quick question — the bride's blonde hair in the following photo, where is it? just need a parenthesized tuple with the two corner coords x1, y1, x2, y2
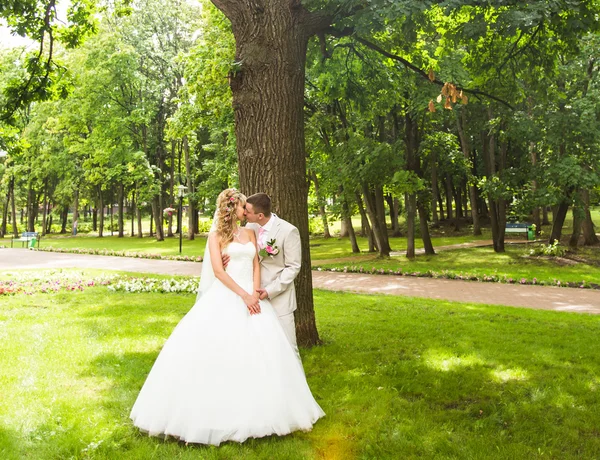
(215, 188, 246, 247)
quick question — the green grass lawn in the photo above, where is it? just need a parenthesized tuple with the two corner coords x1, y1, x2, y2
(1, 284, 600, 458)
(314, 245, 600, 286)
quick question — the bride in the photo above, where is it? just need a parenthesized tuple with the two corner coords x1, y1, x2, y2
(130, 188, 324, 445)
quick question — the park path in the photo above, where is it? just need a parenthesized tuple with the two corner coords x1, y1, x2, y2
(315, 239, 499, 265)
(1, 248, 599, 314)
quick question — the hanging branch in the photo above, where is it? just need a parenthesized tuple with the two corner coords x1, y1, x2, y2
(352, 35, 514, 110)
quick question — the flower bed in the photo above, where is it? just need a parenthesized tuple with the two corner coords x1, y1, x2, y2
(312, 265, 600, 290)
(0, 270, 200, 296)
(36, 247, 202, 262)
(0, 270, 118, 295)
(107, 277, 200, 294)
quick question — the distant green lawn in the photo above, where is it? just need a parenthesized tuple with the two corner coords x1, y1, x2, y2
(313, 245, 600, 286)
(2, 209, 598, 288)
(1, 285, 600, 458)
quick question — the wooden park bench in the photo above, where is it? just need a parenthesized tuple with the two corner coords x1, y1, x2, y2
(504, 223, 535, 241)
(10, 231, 41, 248)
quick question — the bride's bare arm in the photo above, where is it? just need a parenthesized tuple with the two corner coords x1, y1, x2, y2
(249, 229, 261, 294)
(209, 232, 261, 314)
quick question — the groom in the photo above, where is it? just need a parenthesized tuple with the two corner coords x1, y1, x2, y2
(243, 193, 301, 352)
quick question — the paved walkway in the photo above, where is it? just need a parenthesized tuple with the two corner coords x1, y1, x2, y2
(1, 248, 599, 314)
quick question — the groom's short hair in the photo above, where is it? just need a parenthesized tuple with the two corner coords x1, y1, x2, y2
(246, 193, 272, 217)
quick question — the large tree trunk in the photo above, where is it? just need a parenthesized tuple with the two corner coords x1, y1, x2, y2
(212, 1, 337, 346)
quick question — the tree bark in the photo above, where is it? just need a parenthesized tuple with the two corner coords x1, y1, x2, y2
(361, 183, 389, 257)
(549, 200, 569, 245)
(582, 189, 599, 245)
(72, 189, 79, 236)
(183, 136, 195, 240)
(211, 1, 342, 346)
(339, 218, 349, 237)
(437, 181, 445, 221)
(98, 188, 104, 238)
(374, 185, 391, 252)
(417, 199, 435, 255)
(137, 195, 143, 238)
(0, 183, 9, 238)
(456, 108, 481, 235)
(355, 191, 375, 252)
(27, 187, 35, 232)
(118, 183, 125, 238)
(152, 196, 164, 241)
(131, 190, 136, 237)
(340, 193, 359, 253)
(60, 206, 68, 234)
(445, 175, 453, 221)
(310, 171, 330, 238)
(430, 148, 439, 226)
(569, 203, 583, 248)
(385, 194, 401, 236)
(41, 181, 48, 236)
(405, 192, 416, 259)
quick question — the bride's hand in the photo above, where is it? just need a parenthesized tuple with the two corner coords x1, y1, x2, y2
(243, 293, 261, 315)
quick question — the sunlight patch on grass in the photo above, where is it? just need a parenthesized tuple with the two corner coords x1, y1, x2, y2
(587, 377, 600, 392)
(490, 367, 529, 383)
(423, 350, 486, 372)
(315, 423, 356, 460)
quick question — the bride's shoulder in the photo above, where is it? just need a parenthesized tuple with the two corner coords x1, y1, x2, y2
(243, 227, 256, 240)
(208, 231, 222, 243)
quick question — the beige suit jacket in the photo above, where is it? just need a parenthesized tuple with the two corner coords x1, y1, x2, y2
(247, 215, 301, 316)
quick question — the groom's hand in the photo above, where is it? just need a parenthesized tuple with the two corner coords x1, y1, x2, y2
(256, 289, 269, 300)
(221, 254, 230, 268)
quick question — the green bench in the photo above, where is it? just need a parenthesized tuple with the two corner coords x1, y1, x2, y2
(10, 231, 41, 248)
(505, 223, 535, 241)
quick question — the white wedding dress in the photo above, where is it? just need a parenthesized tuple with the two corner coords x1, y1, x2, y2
(130, 241, 324, 445)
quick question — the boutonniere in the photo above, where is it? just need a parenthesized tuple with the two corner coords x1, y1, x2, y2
(259, 238, 279, 258)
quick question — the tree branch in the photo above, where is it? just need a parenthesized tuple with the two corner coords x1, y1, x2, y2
(353, 35, 514, 110)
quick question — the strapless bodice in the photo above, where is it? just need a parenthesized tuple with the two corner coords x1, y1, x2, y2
(223, 241, 256, 284)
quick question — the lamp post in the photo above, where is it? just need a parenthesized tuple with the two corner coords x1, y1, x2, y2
(177, 185, 187, 254)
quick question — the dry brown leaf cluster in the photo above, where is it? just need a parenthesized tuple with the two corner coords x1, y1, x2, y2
(428, 81, 468, 112)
